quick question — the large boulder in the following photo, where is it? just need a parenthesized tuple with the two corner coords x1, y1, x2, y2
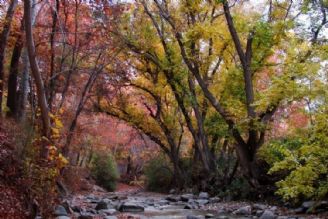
(118, 202, 144, 213)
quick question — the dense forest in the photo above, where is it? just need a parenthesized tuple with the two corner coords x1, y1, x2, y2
(0, 0, 327, 218)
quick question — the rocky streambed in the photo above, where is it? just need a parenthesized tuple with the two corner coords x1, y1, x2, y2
(51, 188, 327, 219)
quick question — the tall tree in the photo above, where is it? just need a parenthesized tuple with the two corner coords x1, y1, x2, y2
(0, 0, 18, 114)
(24, 0, 51, 140)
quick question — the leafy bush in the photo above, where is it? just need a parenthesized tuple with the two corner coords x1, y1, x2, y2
(91, 153, 119, 191)
(264, 108, 328, 202)
(144, 156, 173, 192)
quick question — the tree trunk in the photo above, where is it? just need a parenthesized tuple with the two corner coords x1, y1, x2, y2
(0, 0, 18, 114)
(7, 25, 24, 117)
(234, 143, 260, 187)
(24, 0, 51, 146)
(48, 0, 60, 110)
(17, 49, 30, 121)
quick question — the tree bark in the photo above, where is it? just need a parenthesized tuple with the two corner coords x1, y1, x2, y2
(48, 0, 60, 110)
(24, 0, 51, 141)
(0, 0, 18, 114)
(7, 22, 24, 117)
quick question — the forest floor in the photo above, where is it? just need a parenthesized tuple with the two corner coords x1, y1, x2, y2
(0, 119, 29, 218)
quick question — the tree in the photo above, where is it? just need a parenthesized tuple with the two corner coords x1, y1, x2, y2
(114, 0, 327, 187)
(24, 0, 51, 141)
(0, 0, 18, 114)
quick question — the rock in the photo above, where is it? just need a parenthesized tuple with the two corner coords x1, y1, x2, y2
(302, 201, 315, 209)
(158, 199, 169, 205)
(169, 189, 176, 194)
(78, 216, 93, 219)
(61, 201, 73, 214)
(233, 205, 252, 215)
(184, 204, 194, 209)
(166, 195, 181, 202)
(118, 202, 144, 212)
(205, 213, 214, 218)
(253, 204, 267, 211)
(99, 208, 117, 215)
(54, 205, 68, 216)
(209, 197, 221, 203)
(259, 210, 276, 219)
(56, 217, 70, 219)
(269, 206, 278, 212)
(72, 206, 81, 213)
(104, 217, 118, 219)
(276, 217, 288, 219)
(95, 201, 108, 210)
(108, 195, 119, 200)
(102, 198, 111, 203)
(186, 215, 203, 219)
(181, 194, 194, 202)
(256, 210, 264, 217)
(217, 216, 229, 219)
(195, 199, 209, 205)
(314, 201, 328, 213)
(293, 207, 304, 214)
(198, 192, 209, 199)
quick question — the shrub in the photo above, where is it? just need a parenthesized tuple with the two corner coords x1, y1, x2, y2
(91, 153, 119, 191)
(144, 156, 173, 192)
(264, 108, 328, 203)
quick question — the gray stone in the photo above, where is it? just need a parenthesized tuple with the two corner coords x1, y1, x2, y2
(118, 202, 144, 212)
(276, 216, 288, 219)
(270, 206, 278, 212)
(102, 198, 111, 203)
(302, 201, 315, 210)
(158, 199, 169, 205)
(56, 217, 70, 219)
(256, 210, 264, 217)
(217, 216, 229, 219)
(78, 216, 94, 219)
(253, 204, 267, 210)
(205, 213, 214, 218)
(233, 205, 252, 215)
(195, 199, 209, 205)
(166, 195, 181, 202)
(293, 207, 304, 214)
(184, 204, 193, 209)
(99, 208, 117, 215)
(198, 192, 209, 199)
(54, 205, 68, 216)
(104, 217, 118, 219)
(169, 189, 176, 194)
(259, 210, 276, 219)
(72, 206, 81, 213)
(209, 197, 221, 203)
(187, 215, 203, 219)
(181, 194, 194, 202)
(95, 201, 108, 210)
